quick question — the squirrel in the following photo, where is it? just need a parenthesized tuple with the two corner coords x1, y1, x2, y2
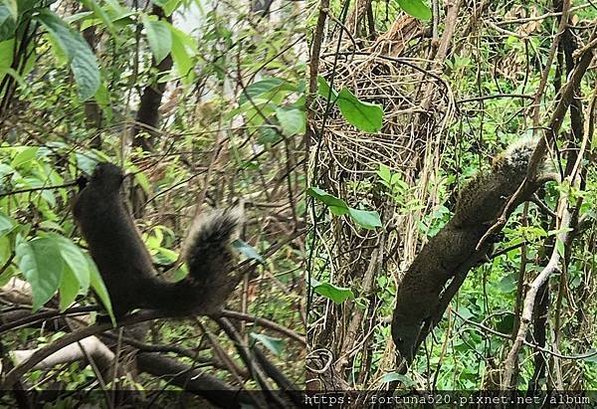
(392, 136, 549, 365)
(452, 135, 542, 228)
(72, 162, 243, 319)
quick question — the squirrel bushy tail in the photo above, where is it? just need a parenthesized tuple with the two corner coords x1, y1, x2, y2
(73, 162, 242, 318)
(148, 208, 243, 316)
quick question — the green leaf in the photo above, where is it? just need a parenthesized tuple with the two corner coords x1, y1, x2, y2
(88, 255, 115, 325)
(317, 75, 338, 100)
(250, 333, 284, 356)
(94, 80, 113, 120)
(0, 5, 16, 41)
(142, 16, 172, 64)
(306, 187, 349, 216)
(275, 107, 305, 136)
(232, 239, 264, 263)
(311, 279, 354, 304)
(16, 238, 64, 311)
(11, 146, 38, 168)
(52, 234, 91, 293)
(0, 212, 14, 237)
(59, 267, 80, 310)
(240, 77, 296, 106)
(347, 208, 382, 230)
(79, 0, 116, 35)
(381, 372, 415, 386)
(336, 87, 383, 132)
(397, 0, 432, 21)
(169, 25, 194, 83)
(36, 10, 100, 100)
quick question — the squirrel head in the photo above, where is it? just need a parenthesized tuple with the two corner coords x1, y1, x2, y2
(89, 162, 125, 192)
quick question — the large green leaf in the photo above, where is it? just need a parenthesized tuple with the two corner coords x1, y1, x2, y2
(16, 238, 64, 311)
(52, 234, 91, 293)
(306, 187, 349, 216)
(59, 267, 80, 310)
(317, 75, 338, 100)
(169, 25, 195, 83)
(336, 88, 383, 133)
(347, 208, 382, 230)
(0, 3, 16, 41)
(311, 279, 354, 304)
(36, 10, 100, 100)
(397, 0, 432, 21)
(275, 107, 305, 136)
(142, 15, 172, 64)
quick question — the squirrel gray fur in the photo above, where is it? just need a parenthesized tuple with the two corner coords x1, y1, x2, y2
(73, 162, 242, 319)
(392, 136, 545, 364)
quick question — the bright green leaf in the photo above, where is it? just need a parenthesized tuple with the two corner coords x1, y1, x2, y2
(336, 87, 383, 133)
(52, 234, 91, 293)
(142, 16, 172, 64)
(80, 0, 115, 35)
(317, 75, 338, 100)
(169, 25, 194, 83)
(16, 238, 64, 311)
(11, 146, 38, 168)
(347, 208, 382, 230)
(240, 77, 296, 106)
(306, 187, 349, 216)
(397, 0, 432, 21)
(59, 267, 80, 311)
(312, 279, 354, 304)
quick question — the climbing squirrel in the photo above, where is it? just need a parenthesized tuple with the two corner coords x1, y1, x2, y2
(392, 136, 549, 365)
(73, 162, 243, 319)
(452, 135, 544, 228)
